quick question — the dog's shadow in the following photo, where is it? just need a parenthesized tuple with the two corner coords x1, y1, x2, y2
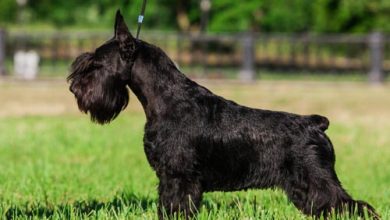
(4, 192, 156, 219)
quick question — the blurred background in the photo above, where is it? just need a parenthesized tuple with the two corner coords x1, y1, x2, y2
(0, 1, 389, 219)
(0, 0, 389, 82)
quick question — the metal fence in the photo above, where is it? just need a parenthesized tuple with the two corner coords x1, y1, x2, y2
(0, 29, 389, 82)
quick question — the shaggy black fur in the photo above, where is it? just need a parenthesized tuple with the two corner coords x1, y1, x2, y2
(68, 10, 380, 219)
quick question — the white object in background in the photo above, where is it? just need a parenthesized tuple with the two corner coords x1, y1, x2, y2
(14, 50, 40, 80)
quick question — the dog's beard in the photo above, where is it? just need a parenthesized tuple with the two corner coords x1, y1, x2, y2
(68, 54, 129, 124)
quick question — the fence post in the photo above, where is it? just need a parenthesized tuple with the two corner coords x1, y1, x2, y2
(239, 32, 255, 82)
(0, 29, 6, 76)
(176, 33, 182, 67)
(302, 34, 309, 68)
(368, 32, 384, 84)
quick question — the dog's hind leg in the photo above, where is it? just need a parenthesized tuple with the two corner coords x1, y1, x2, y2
(287, 171, 379, 219)
(282, 139, 379, 219)
(157, 173, 202, 220)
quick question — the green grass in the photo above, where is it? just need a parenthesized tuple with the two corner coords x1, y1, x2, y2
(0, 81, 389, 219)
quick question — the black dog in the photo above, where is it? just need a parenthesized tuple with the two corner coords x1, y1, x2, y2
(68, 10, 379, 219)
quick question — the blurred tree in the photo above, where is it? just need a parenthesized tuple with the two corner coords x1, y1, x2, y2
(27, 0, 90, 27)
(157, 0, 200, 32)
(208, 0, 263, 32)
(0, 0, 389, 33)
(313, 0, 390, 33)
(206, 0, 315, 33)
(0, 0, 18, 23)
(260, 0, 313, 32)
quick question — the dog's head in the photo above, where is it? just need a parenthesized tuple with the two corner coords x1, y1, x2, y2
(68, 10, 137, 124)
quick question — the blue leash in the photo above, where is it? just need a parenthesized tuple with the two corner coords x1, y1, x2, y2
(136, 0, 147, 39)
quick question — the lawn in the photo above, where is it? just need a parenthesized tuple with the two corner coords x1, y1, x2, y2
(0, 80, 389, 219)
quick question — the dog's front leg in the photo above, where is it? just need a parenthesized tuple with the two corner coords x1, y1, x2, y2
(157, 172, 202, 220)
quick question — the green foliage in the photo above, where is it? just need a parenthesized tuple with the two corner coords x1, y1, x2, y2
(312, 0, 390, 33)
(0, 0, 17, 23)
(1, 0, 390, 33)
(208, 1, 263, 32)
(208, 0, 315, 32)
(260, 0, 313, 32)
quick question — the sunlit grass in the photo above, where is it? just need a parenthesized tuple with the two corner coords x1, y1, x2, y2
(0, 81, 389, 219)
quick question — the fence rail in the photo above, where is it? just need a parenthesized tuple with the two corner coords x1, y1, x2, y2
(0, 30, 389, 82)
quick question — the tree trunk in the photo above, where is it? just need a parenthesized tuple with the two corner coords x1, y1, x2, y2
(176, 1, 190, 32)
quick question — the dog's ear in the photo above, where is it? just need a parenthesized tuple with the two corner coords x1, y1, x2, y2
(115, 10, 132, 39)
(114, 10, 136, 59)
